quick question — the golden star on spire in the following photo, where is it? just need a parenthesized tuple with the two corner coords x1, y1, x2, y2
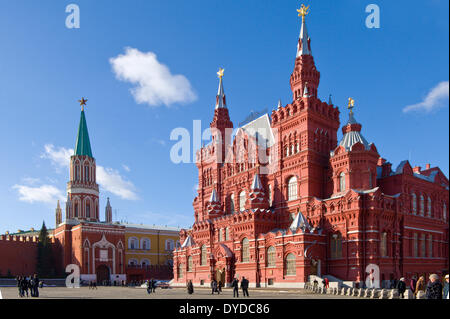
(348, 97, 355, 114)
(78, 97, 88, 111)
(297, 4, 310, 20)
(217, 68, 225, 79)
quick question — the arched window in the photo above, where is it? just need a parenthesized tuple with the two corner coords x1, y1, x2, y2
(427, 197, 432, 217)
(201, 245, 207, 266)
(268, 184, 273, 206)
(225, 227, 230, 241)
(288, 176, 298, 201)
(420, 195, 424, 216)
(380, 232, 388, 257)
(86, 202, 90, 218)
(267, 246, 276, 268)
(128, 237, 139, 250)
(331, 233, 342, 259)
(241, 238, 249, 262)
(141, 238, 151, 250)
(230, 194, 235, 213)
(218, 228, 223, 242)
(178, 263, 184, 278)
(128, 258, 138, 266)
(339, 172, 346, 192)
(75, 165, 80, 181)
(187, 256, 193, 272)
(444, 203, 447, 221)
(239, 191, 246, 212)
(141, 259, 150, 267)
(84, 165, 89, 182)
(285, 253, 296, 276)
(411, 193, 417, 214)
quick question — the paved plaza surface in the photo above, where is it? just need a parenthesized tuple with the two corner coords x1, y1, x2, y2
(0, 286, 358, 299)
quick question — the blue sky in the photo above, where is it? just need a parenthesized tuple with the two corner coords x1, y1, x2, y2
(0, 0, 448, 234)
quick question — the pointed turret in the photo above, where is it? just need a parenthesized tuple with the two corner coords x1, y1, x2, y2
(215, 68, 226, 109)
(290, 5, 320, 100)
(251, 173, 263, 190)
(209, 189, 219, 203)
(289, 211, 311, 232)
(55, 200, 62, 226)
(65, 194, 72, 220)
(105, 197, 112, 223)
(74, 109, 93, 158)
(247, 173, 269, 210)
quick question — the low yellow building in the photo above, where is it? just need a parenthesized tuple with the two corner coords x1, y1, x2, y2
(123, 224, 181, 267)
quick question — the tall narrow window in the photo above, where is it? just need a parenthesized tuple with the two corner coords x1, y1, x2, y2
(239, 191, 246, 212)
(75, 165, 80, 181)
(285, 253, 296, 276)
(218, 228, 223, 242)
(86, 202, 90, 218)
(339, 172, 346, 192)
(267, 246, 276, 268)
(268, 184, 273, 206)
(420, 234, 426, 257)
(74, 203, 79, 217)
(230, 194, 235, 213)
(413, 233, 418, 257)
(428, 235, 433, 258)
(331, 234, 342, 259)
(288, 176, 298, 201)
(84, 165, 89, 182)
(427, 197, 432, 217)
(225, 227, 230, 241)
(201, 245, 207, 266)
(241, 238, 249, 262)
(380, 232, 387, 257)
(187, 257, 193, 272)
(444, 203, 447, 221)
(411, 193, 417, 214)
(420, 195, 424, 216)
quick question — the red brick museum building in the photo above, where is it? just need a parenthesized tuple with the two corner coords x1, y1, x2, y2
(172, 9, 449, 288)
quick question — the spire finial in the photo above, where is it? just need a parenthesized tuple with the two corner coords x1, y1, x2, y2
(78, 97, 88, 111)
(297, 4, 310, 22)
(217, 68, 225, 79)
(348, 97, 355, 115)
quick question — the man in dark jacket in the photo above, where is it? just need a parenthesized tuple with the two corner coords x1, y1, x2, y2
(241, 277, 249, 297)
(426, 274, 443, 299)
(231, 278, 239, 298)
(397, 278, 406, 299)
(409, 275, 417, 294)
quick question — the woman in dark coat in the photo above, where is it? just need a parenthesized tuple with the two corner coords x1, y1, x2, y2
(426, 274, 443, 299)
(187, 280, 194, 295)
(397, 278, 406, 299)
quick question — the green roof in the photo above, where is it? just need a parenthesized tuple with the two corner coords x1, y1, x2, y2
(74, 110, 93, 157)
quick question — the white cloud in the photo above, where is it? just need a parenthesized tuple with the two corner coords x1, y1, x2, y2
(97, 166, 139, 200)
(122, 164, 131, 172)
(40, 144, 138, 201)
(41, 144, 73, 169)
(21, 177, 41, 185)
(13, 184, 65, 204)
(403, 81, 449, 113)
(110, 47, 197, 107)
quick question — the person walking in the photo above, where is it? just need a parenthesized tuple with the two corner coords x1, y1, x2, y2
(241, 277, 249, 297)
(426, 274, 443, 299)
(232, 278, 239, 298)
(218, 281, 223, 293)
(16, 276, 23, 298)
(152, 278, 157, 293)
(21, 276, 29, 297)
(415, 276, 426, 297)
(397, 278, 407, 299)
(211, 279, 218, 295)
(187, 280, 194, 295)
(324, 277, 329, 289)
(443, 274, 449, 299)
(410, 275, 417, 296)
(146, 280, 152, 294)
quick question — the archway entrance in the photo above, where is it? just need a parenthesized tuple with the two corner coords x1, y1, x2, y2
(96, 265, 110, 284)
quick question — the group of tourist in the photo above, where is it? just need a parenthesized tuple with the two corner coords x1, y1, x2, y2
(146, 279, 158, 294)
(16, 274, 41, 298)
(186, 276, 250, 297)
(397, 274, 449, 299)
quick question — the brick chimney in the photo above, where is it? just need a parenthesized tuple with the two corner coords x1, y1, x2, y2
(413, 166, 421, 174)
(425, 164, 431, 170)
